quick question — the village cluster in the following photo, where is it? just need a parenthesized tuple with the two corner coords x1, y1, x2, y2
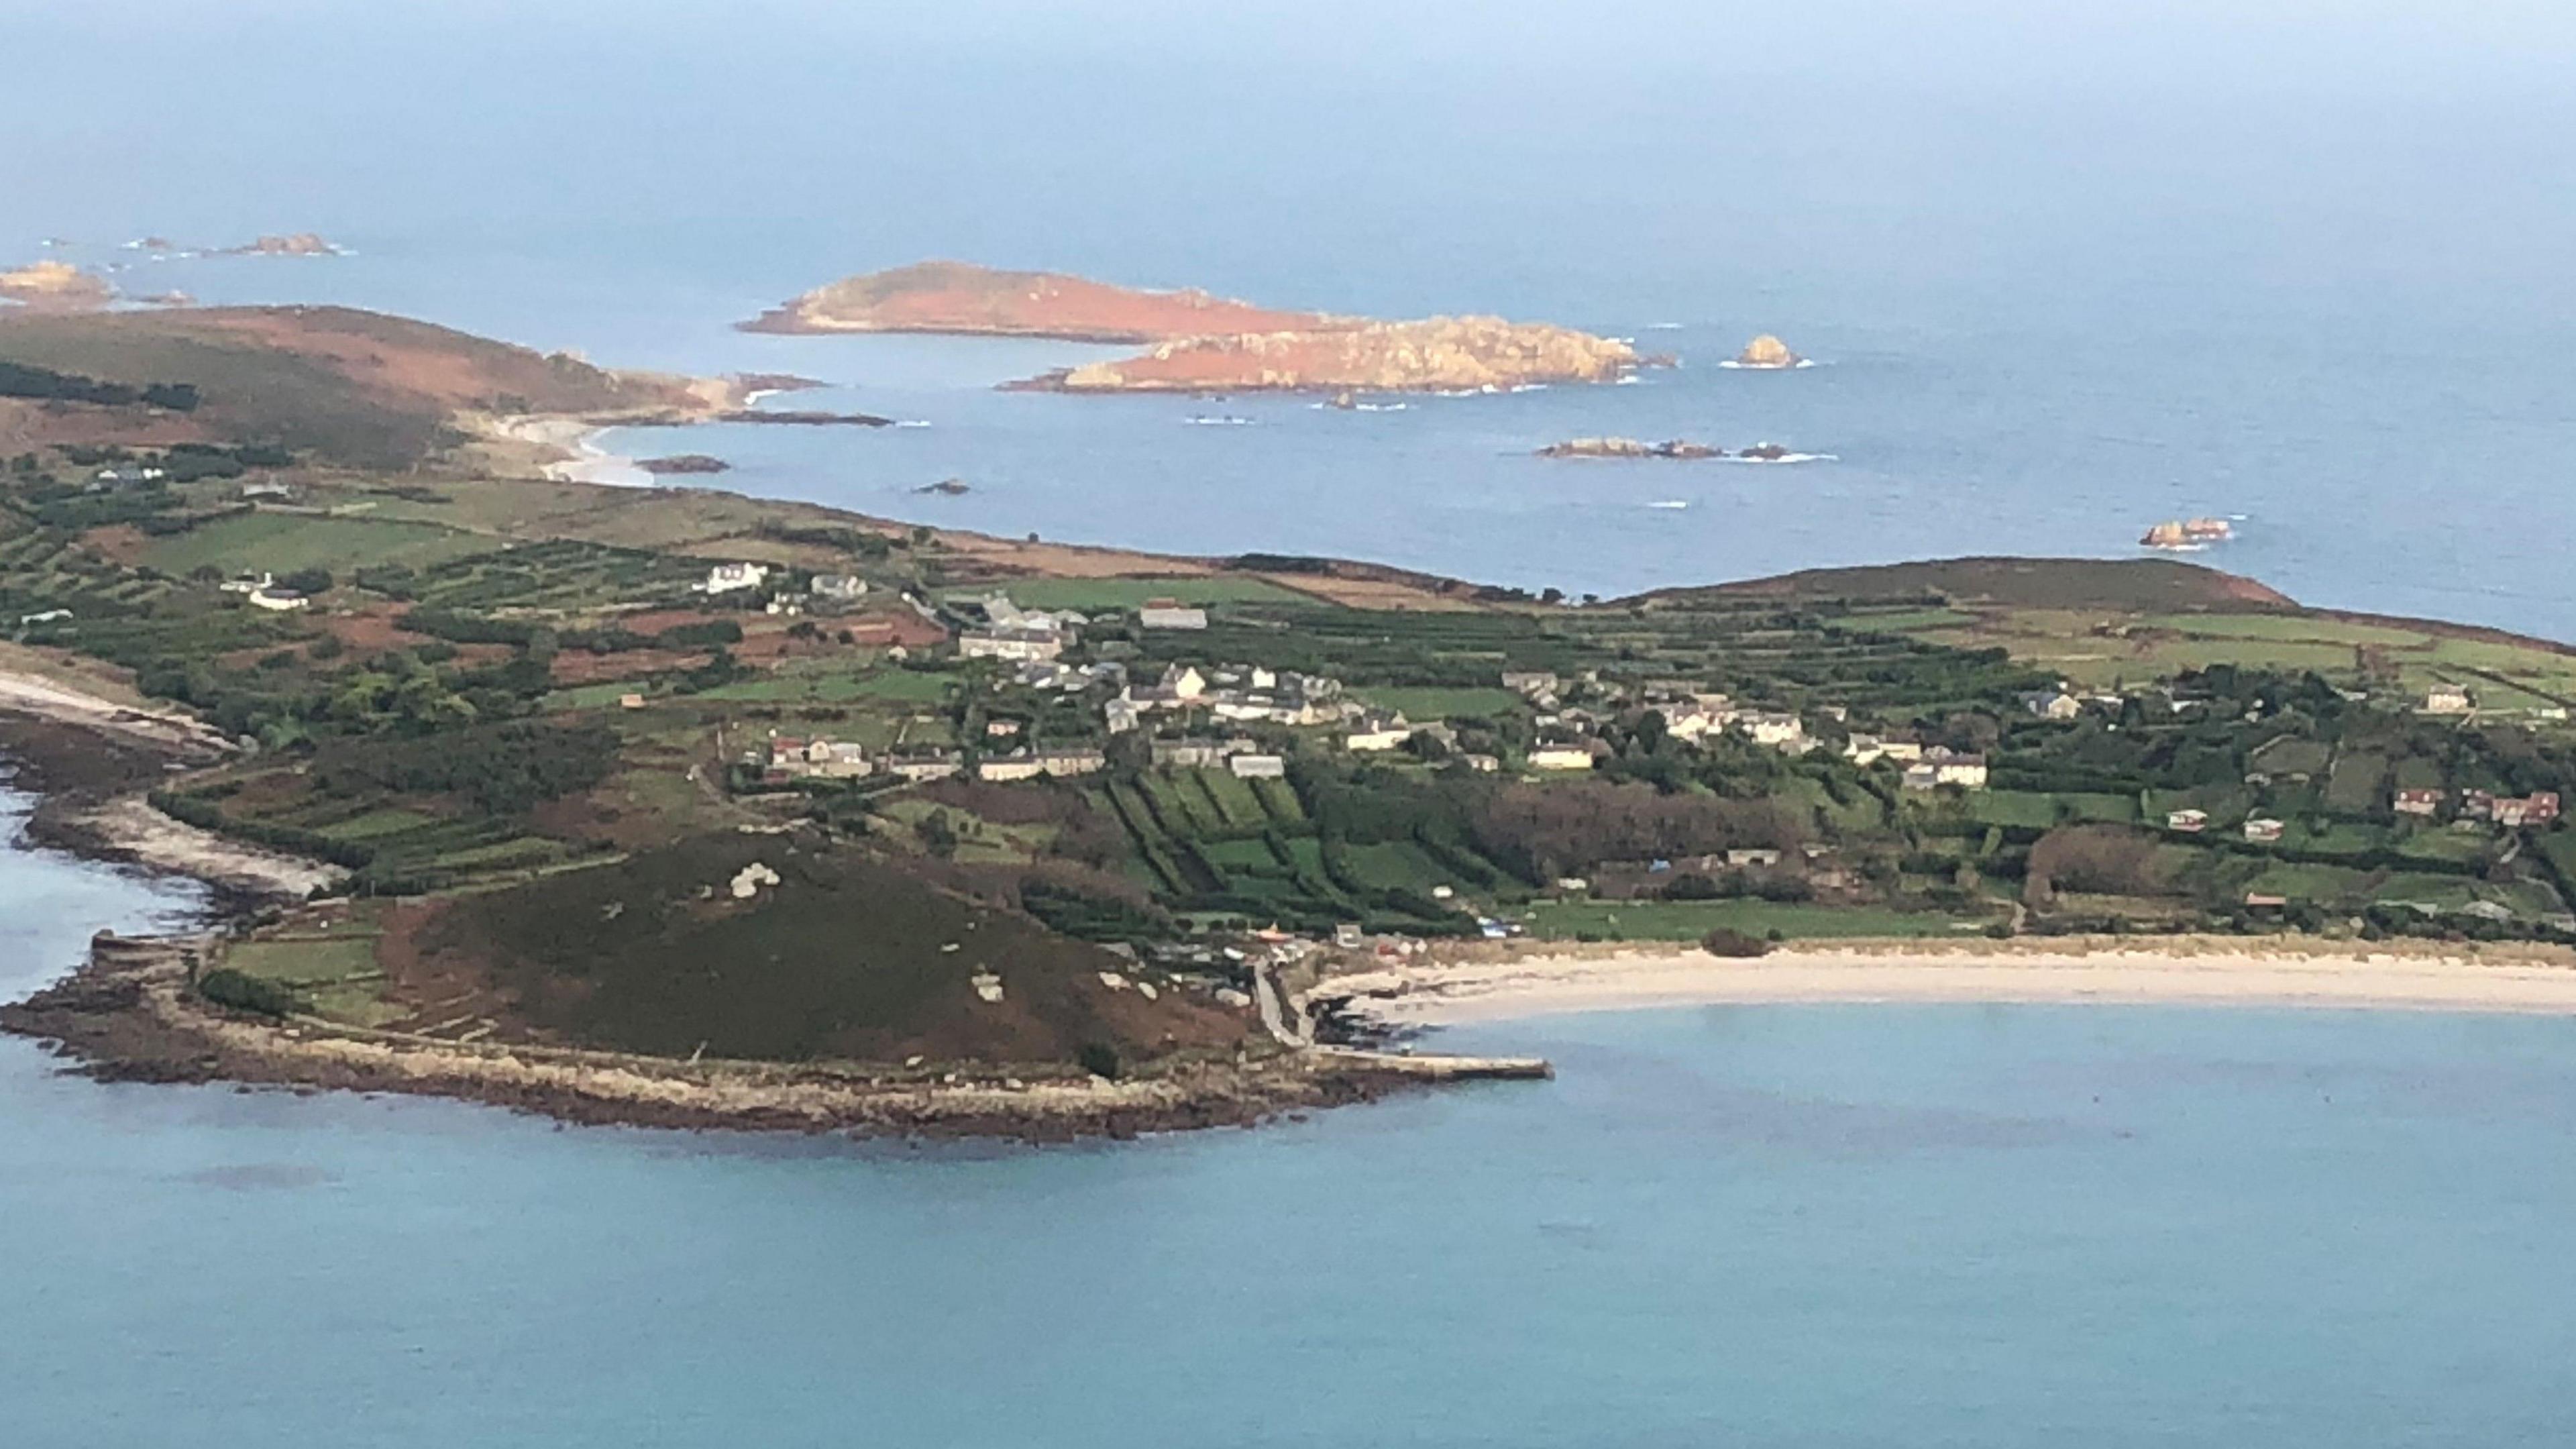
(741, 587, 2023, 792)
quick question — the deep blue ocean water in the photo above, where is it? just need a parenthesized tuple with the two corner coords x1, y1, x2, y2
(10, 4, 2576, 1438)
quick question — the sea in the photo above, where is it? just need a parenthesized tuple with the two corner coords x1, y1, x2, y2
(8, 2, 2576, 1441)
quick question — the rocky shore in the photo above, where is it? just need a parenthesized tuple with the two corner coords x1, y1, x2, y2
(635, 453, 731, 475)
(1538, 437, 1721, 460)
(1536, 437, 1809, 462)
(0, 936, 1540, 1140)
(0, 657, 331, 904)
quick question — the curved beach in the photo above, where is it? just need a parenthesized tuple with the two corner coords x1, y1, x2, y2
(1320, 937, 2576, 1027)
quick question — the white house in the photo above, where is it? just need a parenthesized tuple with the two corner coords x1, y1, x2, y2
(786, 740, 869, 779)
(218, 572, 274, 595)
(1843, 733, 1929, 767)
(1904, 749, 1989, 790)
(2243, 817, 2286, 843)
(2166, 808, 2209, 833)
(1137, 598, 1209, 631)
(701, 562, 769, 595)
(959, 627, 1065, 663)
(1344, 713, 1414, 753)
(2020, 688, 2084, 720)
(1735, 711, 1811, 752)
(809, 574, 868, 602)
(246, 587, 311, 612)
(1151, 739, 1234, 769)
(1529, 745, 1599, 771)
(2422, 684, 2473, 714)
(1228, 753, 1287, 779)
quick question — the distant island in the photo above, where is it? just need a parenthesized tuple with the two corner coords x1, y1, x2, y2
(1540, 437, 1721, 460)
(1729, 333, 1805, 369)
(741, 259, 1338, 343)
(1538, 437, 1808, 462)
(221, 233, 345, 258)
(1018, 315, 1642, 394)
(747, 260, 1652, 395)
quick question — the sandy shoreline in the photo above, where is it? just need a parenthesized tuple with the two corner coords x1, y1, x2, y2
(1, 659, 330, 902)
(486, 415, 655, 487)
(1319, 938, 2576, 1027)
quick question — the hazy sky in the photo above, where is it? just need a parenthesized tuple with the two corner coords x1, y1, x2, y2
(6, 1, 2571, 329)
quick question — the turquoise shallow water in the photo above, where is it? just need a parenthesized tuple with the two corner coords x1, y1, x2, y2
(9, 790, 2576, 1446)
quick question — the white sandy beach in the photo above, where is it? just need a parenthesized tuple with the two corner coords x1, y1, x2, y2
(1320, 938, 2576, 1026)
(486, 415, 655, 487)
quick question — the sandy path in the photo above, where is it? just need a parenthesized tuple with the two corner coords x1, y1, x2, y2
(0, 666, 229, 756)
(1322, 941, 2576, 1026)
(68, 795, 344, 900)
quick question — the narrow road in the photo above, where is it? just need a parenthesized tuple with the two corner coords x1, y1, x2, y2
(1250, 960, 1313, 1049)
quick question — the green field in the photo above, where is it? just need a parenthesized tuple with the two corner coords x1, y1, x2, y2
(1341, 839, 1462, 894)
(1351, 686, 1528, 722)
(140, 510, 490, 576)
(1968, 790, 2139, 829)
(692, 663, 955, 706)
(1523, 899, 1993, 941)
(223, 933, 407, 1028)
(943, 576, 1306, 610)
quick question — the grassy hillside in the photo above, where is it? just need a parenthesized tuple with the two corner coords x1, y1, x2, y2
(1682, 557, 2296, 612)
(0, 307, 705, 467)
(419, 833, 1242, 1065)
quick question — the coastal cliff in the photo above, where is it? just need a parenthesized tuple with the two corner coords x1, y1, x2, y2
(741, 260, 1344, 342)
(1022, 315, 1644, 394)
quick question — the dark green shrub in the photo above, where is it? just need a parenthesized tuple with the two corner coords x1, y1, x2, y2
(195, 967, 304, 1018)
(1699, 928, 1771, 957)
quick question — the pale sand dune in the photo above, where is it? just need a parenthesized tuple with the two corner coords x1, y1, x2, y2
(1322, 939, 2576, 1026)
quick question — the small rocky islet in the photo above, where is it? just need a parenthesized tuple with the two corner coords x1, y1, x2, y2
(1536, 437, 1799, 462)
